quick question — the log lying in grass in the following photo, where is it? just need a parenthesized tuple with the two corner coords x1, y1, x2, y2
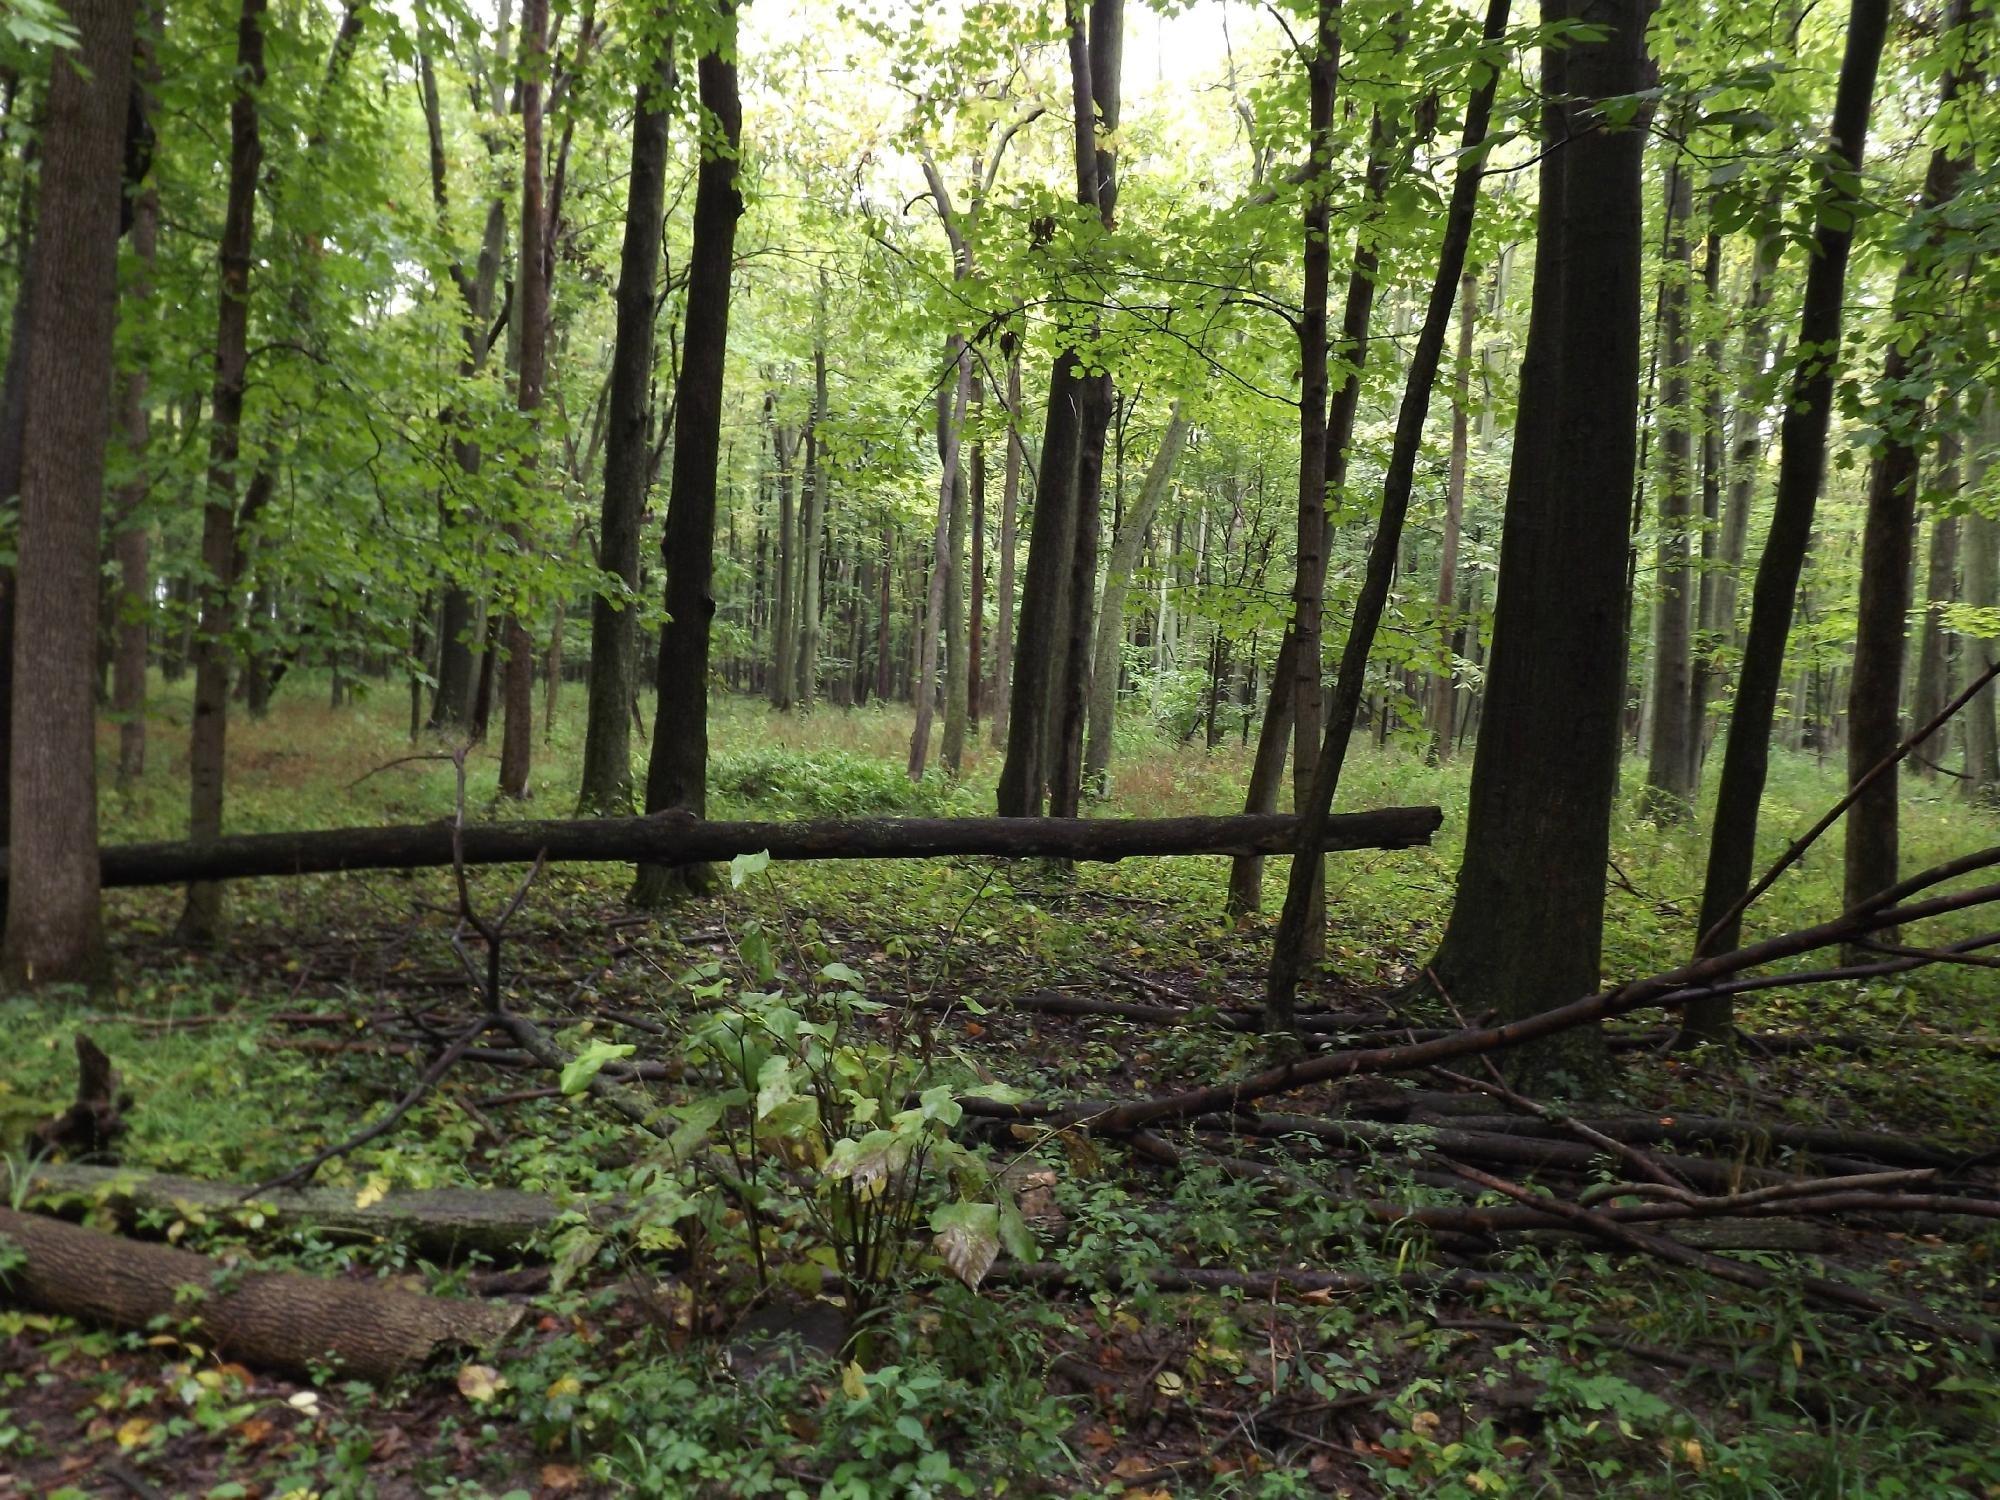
(0, 805, 1444, 890)
(0, 1207, 520, 1381)
(10, 1162, 579, 1258)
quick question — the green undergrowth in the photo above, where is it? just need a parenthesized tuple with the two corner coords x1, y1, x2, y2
(1, 675, 1992, 1494)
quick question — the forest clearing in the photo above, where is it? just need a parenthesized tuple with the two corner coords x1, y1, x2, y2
(3, 0, 2000, 1494)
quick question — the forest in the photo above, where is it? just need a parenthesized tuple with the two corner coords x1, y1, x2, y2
(2, 0, 2000, 1492)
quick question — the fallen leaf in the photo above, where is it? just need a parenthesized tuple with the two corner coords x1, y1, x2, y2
(1154, 1369, 1186, 1399)
(114, 1416, 157, 1450)
(539, 1463, 583, 1492)
(238, 1416, 276, 1446)
(1082, 1425, 1118, 1455)
(456, 1364, 505, 1403)
(354, 1174, 389, 1211)
(1111, 1454, 1156, 1478)
(841, 1360, 867, 1401)
(1411, 1410, 1442, 1438)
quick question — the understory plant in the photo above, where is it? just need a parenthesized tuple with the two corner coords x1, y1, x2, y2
(599, 853, 1037, 1329)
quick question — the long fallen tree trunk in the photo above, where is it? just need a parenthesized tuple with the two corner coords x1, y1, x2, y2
(9, 1161, 579, 1257)
(0, 806, 1444, 891)
(0, 1206, 520, 1380)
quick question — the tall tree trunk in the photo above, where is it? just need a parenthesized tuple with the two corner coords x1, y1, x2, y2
(113, 35, 160, 788)
(1908, 466, 1959, 779)
(632, 10, 742, 905)
(1843, 0, 1974, 925)
(498, 0, 549, 801)
(1269, 0, 1514, 1031)
(796, 305, 829, 706)
(875, 521, 893, 705)
(1963, 401, 1999, 800)
(177, 0, 267, 946)
(578, 41, 673, 814)
(1684, 0, 1892, 1040)
(1431, 271, 1477, 761)
(1, 0, 136, 985)
(769, 408, 795, 710)
(1687, 231, 1726, 782)
(422, 26, 511, 736)
(968, 388, 986, 733)
(941, 448, 970, 775)
(996, 3, 1104, 815)
(988, 336, 1022, 748)
(1641, 153, 1697, 821)
(1713, 222, 1783, 668)
(910, 340, 969, 779)
(1085, 405, 1187, 792)
(1224, 635, 1295, 917)
(1235, 103, 1391, 915)
(1047, 0, 1122, 820)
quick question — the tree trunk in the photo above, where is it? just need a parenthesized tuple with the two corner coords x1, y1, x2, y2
(969, 403, 986, 731)
(1238, 104, 1391, 916)
(1841, 0, 1974, 935)
(996, 4, 1104, 815)
(1085, 405, 1187, 792)
(112, 56, 159, 788)
(911, 340, 969, 779)
(1685, 0, 1892, 1040)
(1270, 0, 1514, 1032)
(769, 411, 796, 709)
(1965, 399, 2000, 800)
(498, 0, 549, 802)
(0, 1207, 518, 1383)
(1640, 153, 1697, 822)
(1908, 501, 1959, 778)
(796, 307, 829, 706)
(941, 431, 971, 775)
(1713, 223, 1783, 668)
(1687, 232, 1727, 780)
(988, 335, 1023, 748)
(632, 12, 742, 905)
(177, 0, 267, 947)
(38, 805, 1446, 892)
(1, 0, 136, 985)
(1415, 0, 1646, 1074)
(1431, 272, 1477, 761)
(1284, 0, 1340, 940)
(578, 42, 673, 815)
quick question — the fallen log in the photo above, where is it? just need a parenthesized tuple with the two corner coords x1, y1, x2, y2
(0, 1207, 520, 1380)
(7, 806, 1443, 891)
(8, 1162, 576, 1257)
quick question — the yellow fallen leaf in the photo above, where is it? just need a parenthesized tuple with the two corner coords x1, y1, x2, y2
(456, 1363, 505, 1403)
(841, 1360, 867, 1401)
(354, 1174, 390, 1211)
(546, 1375, 583, 1400)
(1411, 1409, 1442, 1438)
(114, 1415, 156, 1450)
(1682, 1439, 1705, 1471)
(1153, 1369, 1185, 1398)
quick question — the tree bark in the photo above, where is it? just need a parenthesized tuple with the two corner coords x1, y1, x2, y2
(996, 3, 1103, 816)
(910, 340, 969, 779)
(1685, 0, 1892, 1040)
(632, 11, 742, 905)
(796, 304, 829, 706)
(0, 1207, 518, 1382)
(1687, 231, 1726, 780)
(1965, 399, 2000, 800)
(176, 0, 267, 946)
(1640, 154, 1697, 821)
(1908, 499, 1959, 778)
(1844, 0, 1974, 925)
(969, 406, 986, 731)
(578, 40, 674, 815)
(1, 0, 136, 985)
(941, 426, 971, 775)
(1431, 272, 1477, 761)
(497, 0, 549, 802)
(1270, 0, 1514, 1032)
(1085, 405, 1188, 792)
(769, 408, 796, 709)
(988, 336, 1022, 748)
(112, 34, 160, 789)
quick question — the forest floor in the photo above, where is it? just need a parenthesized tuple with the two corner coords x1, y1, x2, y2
(4, 678, 2000, 1499)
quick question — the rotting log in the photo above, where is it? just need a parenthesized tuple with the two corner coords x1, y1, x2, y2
(0, 806, 1443, 891)
(0, 1207, 520, 1381)
(9, 1161, 585, 1258)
